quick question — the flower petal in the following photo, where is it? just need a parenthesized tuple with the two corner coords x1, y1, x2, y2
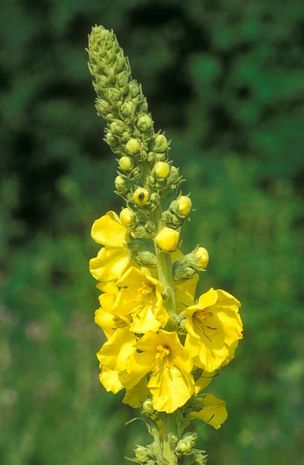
(91, 211, 127, 247)
(191, 393, 228, 429)
(148, 363, 194, 413)
(89, 246, 131, 282)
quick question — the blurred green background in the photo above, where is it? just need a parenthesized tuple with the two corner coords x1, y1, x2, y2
(1, 1, 304, 464)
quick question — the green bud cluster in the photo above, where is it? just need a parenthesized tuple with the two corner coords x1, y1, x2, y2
(87, 26, 183, 232)
(174, 246, 209, 280)
(175, 433, 197, 455)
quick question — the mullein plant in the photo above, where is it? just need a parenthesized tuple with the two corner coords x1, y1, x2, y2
(87, 26, 243, 465)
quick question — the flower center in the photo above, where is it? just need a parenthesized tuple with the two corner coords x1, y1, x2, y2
(156, 344, 170, 359)
(139, 282, 154, 296)
(195, 309, 212, 322)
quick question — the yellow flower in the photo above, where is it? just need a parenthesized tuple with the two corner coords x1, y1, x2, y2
(185, 288, 242, 372)
(89, 211, 131, 282)
(99, 366, 123, 394)
(121, 330, 194, 413)
(174, 274, 199, 313)
(97, 327, 137, 393)
(123, 378, 150, 408)
(115, 266, 168, 333)
(155, 227, 180, 252)
(191, 393, 228, 429)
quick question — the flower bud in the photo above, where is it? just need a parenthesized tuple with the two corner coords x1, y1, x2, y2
(150, 192, 160, 205)
(135, 446, 149, 462)
(120, 101, 134, 118)
(116, 72, 128, 89)
(119, 208, 135, 227)
(131, 224, 151, 239)
(137, 114, 153, 132)
(114, 175, 128, 194)
(155, 152, 167, 161)
(155, 227, 180, 252)
(147, 152, 156, 163)
(143, 399, 154, 415)
(168, 166, 180, 186)
(129, 80, 140, 97)
(132, 187, 149, 206)
(192, 247, 209, 270)
(105, 87, 121, 102)
(105, 131, 118, 147)
(95, 99, 110, 117)
(154, 161, 170, 179)
(168, 433, 178, 447)
(175, 433, 197, 455)
(134, 251, 157, 267)
(177, 196, 192, 217)
(110, 120, 125, 135)
(153, 134, 169, 153)
(119, 156, 134, 171)
(126, 138, 141, 155)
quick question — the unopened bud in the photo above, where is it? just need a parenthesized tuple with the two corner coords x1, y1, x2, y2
(110, 120, 125, 135)
(155, 227, 180, 252)
(134, 251, 157, 267)
(114, 175, 128, 194)
(143, 399, 154, 415)
(153, 134, 169, 153)
(135, 446, 149, 462)
(106, 87, 121, 102)
(119, 208, 135, 227)
(121, 101, 134, 118)
(133, 187, 149, 206)
(150, 192, 160, 205)
(119, 156, 134, 171)
(177, 196, 192, 217)
(96, 99, 110, 116)
(168, 166, 180, 185)
(131, 224, 150, 239)
(154, 161, 170, 179)
(191, 247, 209, 270)
(105, 131, 118, 147)
(129, 80, 140, 97)
(137, 114, 153, 132)
(175, 433, 197, 455)
(126, 138, 141, 155)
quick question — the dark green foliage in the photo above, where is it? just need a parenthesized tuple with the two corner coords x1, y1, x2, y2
(0, 1, 303, 464)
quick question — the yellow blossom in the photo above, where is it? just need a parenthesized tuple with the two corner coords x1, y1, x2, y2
(115, 266, 168, 333)
(155, 227, 180, 252)
(89, 211, 131, 282)
(121, 330, 195, 413)
(174, 274, 199, 313)
(191, 393, 228, 429)
(185, 288, 242, 372)
(97, 327, 137, 393)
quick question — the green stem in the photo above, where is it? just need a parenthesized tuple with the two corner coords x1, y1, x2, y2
(152, 207, 176, 316)
(152, 414, 178, 465)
